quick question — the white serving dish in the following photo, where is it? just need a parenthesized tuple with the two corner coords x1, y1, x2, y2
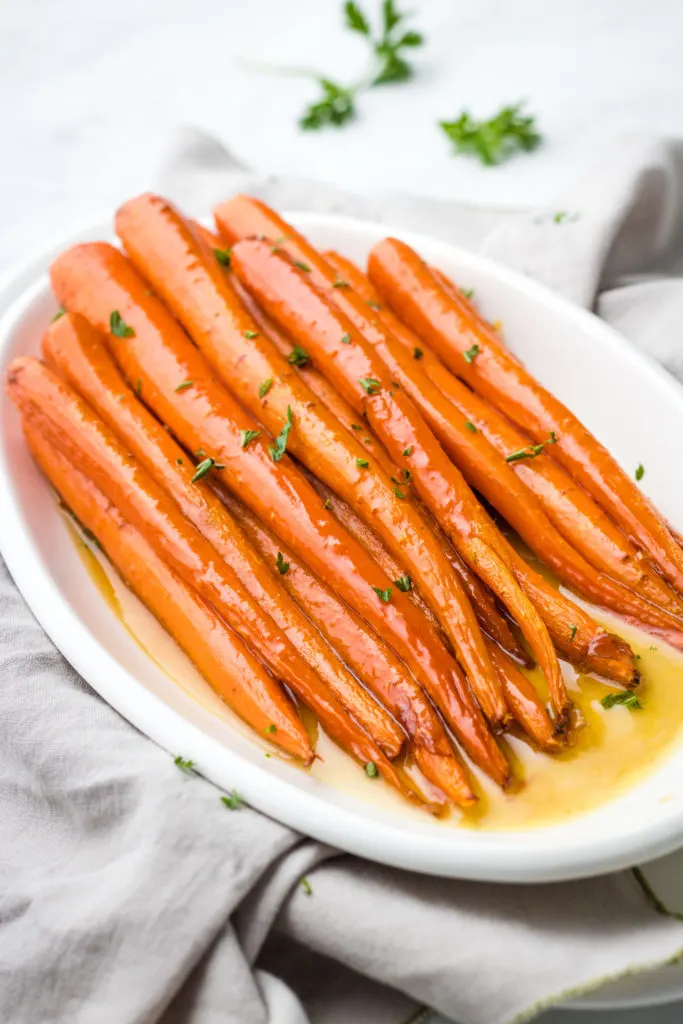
(3, 211, 683, 902)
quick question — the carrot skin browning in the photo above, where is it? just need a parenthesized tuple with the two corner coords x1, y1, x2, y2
(367, 238, 683, 596)
(23, 425, 312, 762)
(49, 242, 509, 788)
(42, 313, 405, 760)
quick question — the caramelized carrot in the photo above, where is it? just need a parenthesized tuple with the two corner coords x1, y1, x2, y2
(229, 237, 572, 727)
(8, 357, 410, 773)
(49, 242, 509, 788)
(485, 643, 561, 752)
(367, 237, 683, 595)
(217, 487, 474, 803)
(23, 424, 313, 762)
(42, 312, 405, 759)
(115, 194, 509, 730)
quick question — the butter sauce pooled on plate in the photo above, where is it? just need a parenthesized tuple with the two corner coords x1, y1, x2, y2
(70, 513, 683, 831)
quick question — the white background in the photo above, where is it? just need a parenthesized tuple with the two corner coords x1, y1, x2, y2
(2, 0, 683, 1020)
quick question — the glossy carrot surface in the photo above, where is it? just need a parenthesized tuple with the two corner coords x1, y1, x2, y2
(49, 242, 509, 787)
(42, 312, 405, 759)
(367, 237, 683, 595)
(23, 423, 312, 762)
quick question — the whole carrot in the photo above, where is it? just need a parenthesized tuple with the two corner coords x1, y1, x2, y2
(49, 242, 510, 787)
(367, 237, 683, 595)
(115, 193, 509, 729)
(8, 357, 407, 770)
(229, 237, 572, 727)
(218, 486, 475, 804)
(42, 312, 406, 760)
(23, 424, 313, 763)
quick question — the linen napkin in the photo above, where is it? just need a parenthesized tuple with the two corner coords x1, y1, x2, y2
(2, 131, 683, 1024)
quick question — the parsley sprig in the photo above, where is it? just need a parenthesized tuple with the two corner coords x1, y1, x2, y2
(298, 1, 424, 132)
(440, 102, 541, 166)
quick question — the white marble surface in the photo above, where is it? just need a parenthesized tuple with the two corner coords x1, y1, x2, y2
(3, 0, 683, 1020)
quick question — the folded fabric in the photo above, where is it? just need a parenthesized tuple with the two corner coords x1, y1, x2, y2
(2, 130, 683, 1024)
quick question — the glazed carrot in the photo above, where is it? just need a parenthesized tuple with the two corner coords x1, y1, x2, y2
(485, 643, 560, 752)
(367, 237, 683, 595)
(49, 243, 509, 788)
(42, 313, 405, 759)
(217, 487, 475, 803)
(229, 238, 572, 727)
(214, 200, 637, 688)
(424, 264, 683, 622)
(8, 357, 411, 771)
(23, 425, 313, 763)
(115, 194, 509, 730)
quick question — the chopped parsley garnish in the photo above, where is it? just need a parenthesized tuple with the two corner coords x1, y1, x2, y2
(440, 103, 541, 166)
(367, 300, 381, 311)
(220, 790, 243, 810)
(269, 405, 294, 461)
(240, 428, 261, 449)
(465, 421, 477, 433)
(276, 552, 290, 575)
(301, 877, 313, 896)
(359, 377, 381, 394)
(176, 457, 183, 465)
(402, 445, 413, 456)
(323, 497, 332, 509)
(288, 345, 310, 367)
(635, 463, 645, 481)
(356, 457, 369, 468)
(393, 488, 405, 499)
(110, 310, 135, 338)
(333, 278, 350, 289)
(192, 458, 223, 482)
(244, 330, 260, 340)
(51, 306, 66, 323)
(294, 260, 311, 273)
(264, 724, 277, 734)
(601, 691, 642, 711)
(259, 378, 274, 398)
(300, 79, 357, 131)
(372, 586, 392, 603)
(174, 755, 195, 772)
(214, 247, 232, 267)
(569, 625, 578, 641)
(341, 333, 352, 344)
(136, 378, 142, 396)
(175, 379, 194, 392)
(463, 344, 480, 364)
(394, 575, 412, 592)
(460, 287, 474, 299)
(365, 760, 379, 778)
(413, 347, 423, 360)
(351, 423, 362, 430)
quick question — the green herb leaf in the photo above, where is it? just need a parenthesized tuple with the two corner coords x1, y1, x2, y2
(214, 247, 232, 267)
(220, 790, 243, 810)
(323, 497, 332, 510)
(440, 103, 542, 166)
(341, 333, 352, 345)
(175, 379, 194, 392)
(402, 468, 411, 481)
(51, 306, 66, 323)
(176, 457, 183, 465)
(269, 405, 294, 462)
(294, 260, 312, 273)
(300, 79, 357, 132)
(463, 344, 480, 364)
(359, 377, 381, 394)
(394, 575, 411, 592)
(259, 378, 274, 398)
(351, 423, 362, 430)
(505, 443, 545, 463)
(356, 458, 369, 468)
(301, 876, 313, 896)
(344, 0, 371, 34)
(635, 463, 645, 481)
(288, 344, 310, 367)
(264, 723, 277, 734)
(372, 586, 392, 603)
(241, 428, 261, 449)
(393, 488, 405, 499)
(174, 755, 195, 772)
(365, 760, 379, 778)
(402, 445, 413, 456)
(192, 458, 217, 483)
(110, 310, 135, 338)
(460, 287, 474, 299)
(276, 551, 290, 575)
(601, 691, 643, 711)
(570, 625, 578, 642)
(244, 330, 260, 340)
(465, 420, 477, 433)
(333, 279, 350, 289)
(367, 300, 381, 310)
(136, 378, 142, 396)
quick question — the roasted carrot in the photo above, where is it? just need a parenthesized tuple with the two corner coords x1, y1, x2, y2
(115, 194, 510, 730)
(23, 424, 313, 763)
(424, 263, 683, 621)
(217, 486, 475, 803)
(42, 312, 406, 760)
(49, 242, 510, 788)
(485, 643, 561, 752)
(8, 356, 412, 772)
(367, 237, 683, 595)
(229, 237, 572, 727)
